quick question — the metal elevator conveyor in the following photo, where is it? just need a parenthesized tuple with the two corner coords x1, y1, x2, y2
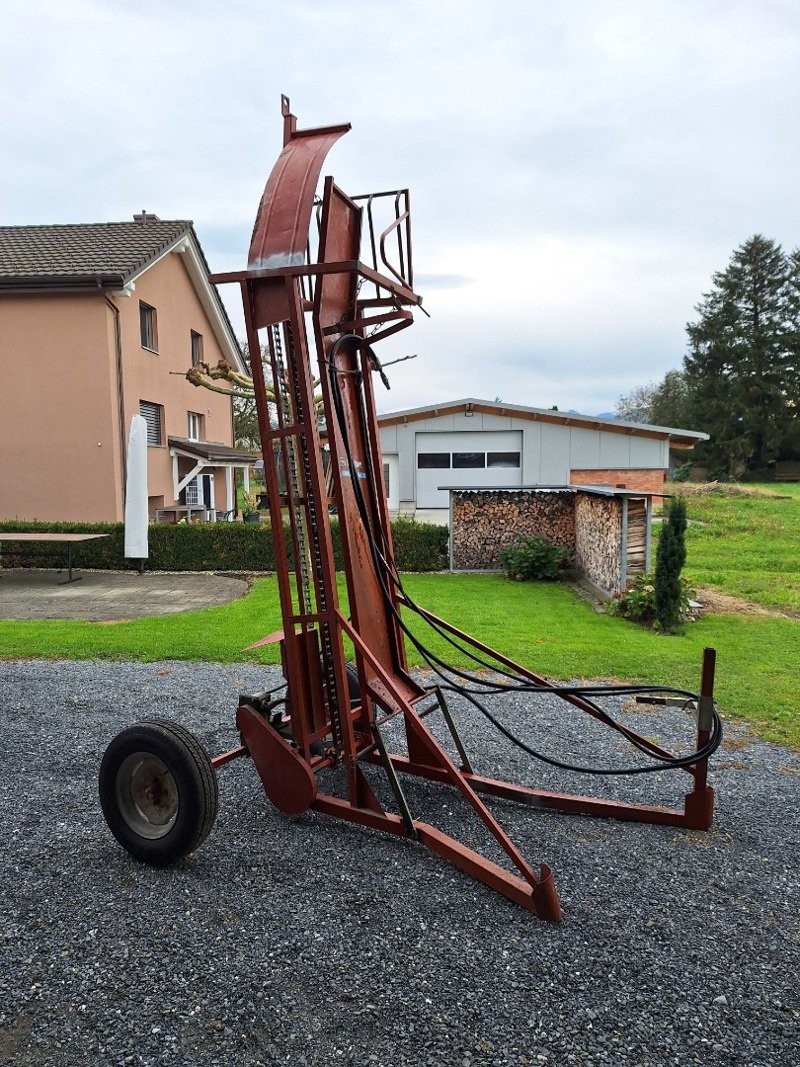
(98, 96, 722, 922)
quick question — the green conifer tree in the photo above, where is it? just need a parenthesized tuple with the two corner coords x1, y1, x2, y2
(684, 235, 798, 476)
(667, 494, 687, 571)
(654, 519, 683, 631)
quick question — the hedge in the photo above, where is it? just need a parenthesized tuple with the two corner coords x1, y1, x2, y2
(0, 517, 449, 573)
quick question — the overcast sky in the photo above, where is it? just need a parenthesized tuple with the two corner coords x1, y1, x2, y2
(3, 0, 799, 417)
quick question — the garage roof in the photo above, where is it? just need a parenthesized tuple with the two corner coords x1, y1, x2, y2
(377, 398, 708, 449)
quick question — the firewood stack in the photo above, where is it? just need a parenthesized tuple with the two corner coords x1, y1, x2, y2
(573, 494, 623, 594)
(450, 488, 652, 596)
(626, 498, 648, 578)
(451, 490, 575, 570)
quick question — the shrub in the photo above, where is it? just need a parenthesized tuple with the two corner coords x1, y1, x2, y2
(498, 535, 571, 581)
(608, 571, 694, 628)
(667, 493, 687, 571)
(241, 489, 261, 515)
(652, 494, 689, 630)
(653, 521, 683, 630)
(385, 517, 449, 571)
(0, 516, 449, 573)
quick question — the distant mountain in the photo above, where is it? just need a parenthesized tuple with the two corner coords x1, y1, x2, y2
(565, 409, 618, 420)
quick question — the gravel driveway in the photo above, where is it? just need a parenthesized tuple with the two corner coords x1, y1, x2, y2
(1, 660, 798, 1066)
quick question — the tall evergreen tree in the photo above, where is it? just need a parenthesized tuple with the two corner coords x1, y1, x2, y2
(667, 494, 687, 571)
(782, 248, 800, 459)
(684, 235, 798, 475)
(654, 520, 682, 631)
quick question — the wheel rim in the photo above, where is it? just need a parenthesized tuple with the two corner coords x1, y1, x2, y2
(115, 752, 179, 839)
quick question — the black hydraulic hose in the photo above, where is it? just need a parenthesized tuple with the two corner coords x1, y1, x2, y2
(324, 334, 722, 774)
(439, 683, 723, 776)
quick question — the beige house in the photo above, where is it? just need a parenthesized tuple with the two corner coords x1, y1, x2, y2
(0, 215, 252, 523)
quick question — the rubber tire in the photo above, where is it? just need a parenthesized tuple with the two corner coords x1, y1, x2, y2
(99, 719, 218, 867)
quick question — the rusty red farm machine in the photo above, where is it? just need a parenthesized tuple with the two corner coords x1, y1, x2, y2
(99, 99, 722, 921)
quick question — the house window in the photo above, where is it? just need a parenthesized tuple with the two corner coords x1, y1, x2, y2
(417, 453, 450, 469)
(190, 330, 203, 366)
(140, 301, 158, 351)
(487, 451, 521, 468)
(452, 452, 486, 469)
(187, 412, 204, 441)
(383, 462, 390, 499)
(139, 401, 164, 446)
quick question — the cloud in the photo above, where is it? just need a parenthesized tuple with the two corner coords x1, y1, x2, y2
(3, 0, 799, 417)
(414, 274, 473, 290)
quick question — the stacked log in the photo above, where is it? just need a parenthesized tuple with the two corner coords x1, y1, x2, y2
(451, 490, 574, 570)
(574, 493, 623, 594)
(626, 498, 647, 577)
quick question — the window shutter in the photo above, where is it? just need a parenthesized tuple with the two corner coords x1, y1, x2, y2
(139, 401, 163, 446)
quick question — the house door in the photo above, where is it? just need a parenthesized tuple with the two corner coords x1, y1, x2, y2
(201, 473, 215, 510)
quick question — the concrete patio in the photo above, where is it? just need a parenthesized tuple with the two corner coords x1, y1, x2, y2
(0, 568, 248, 621)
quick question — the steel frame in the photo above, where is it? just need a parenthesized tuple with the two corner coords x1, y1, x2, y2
(210, 99, 717, 922)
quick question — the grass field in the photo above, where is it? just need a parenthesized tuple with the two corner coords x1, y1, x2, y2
(679, 482, 800, 613)
(0, 482, 797, 746)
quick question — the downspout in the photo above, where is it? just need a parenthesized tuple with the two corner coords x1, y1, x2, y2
(103, 291, 127, 507)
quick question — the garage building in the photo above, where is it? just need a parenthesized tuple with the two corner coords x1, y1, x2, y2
(377, 398, 707, 517)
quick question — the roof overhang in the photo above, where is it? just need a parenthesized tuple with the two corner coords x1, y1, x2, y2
(0, 273, 126, 293)
(175, 234, 245, 373)
(447, 484, 669, 499)
(168, 436, 255, 464)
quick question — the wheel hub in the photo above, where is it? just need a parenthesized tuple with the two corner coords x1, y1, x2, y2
(115, 752, 179, 839)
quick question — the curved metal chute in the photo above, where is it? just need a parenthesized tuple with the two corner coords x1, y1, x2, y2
(247, 96, 350, 327)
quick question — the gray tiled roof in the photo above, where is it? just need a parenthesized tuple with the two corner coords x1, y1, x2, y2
(0, 219, 192, 289)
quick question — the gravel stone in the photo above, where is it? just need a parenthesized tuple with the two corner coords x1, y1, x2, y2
(1, 659, 798, 1066)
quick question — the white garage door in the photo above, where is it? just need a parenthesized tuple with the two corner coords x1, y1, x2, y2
(415, 431, 522, 508)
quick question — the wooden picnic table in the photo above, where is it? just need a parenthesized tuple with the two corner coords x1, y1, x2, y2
(0, 533, 109, 584)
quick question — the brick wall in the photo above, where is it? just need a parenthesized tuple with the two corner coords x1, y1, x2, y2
(570, 468, 665, 495)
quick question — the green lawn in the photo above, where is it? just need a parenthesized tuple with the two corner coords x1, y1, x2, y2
(1, 572, 798, 747)
(1, 481, 797, 745)
(676, 482, 800, 613)
(400, 575, 799, 747)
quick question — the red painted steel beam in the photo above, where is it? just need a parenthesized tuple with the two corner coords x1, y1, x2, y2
(210, 745, 249, 769)
(367, 754, 693, 828)
(311, 795, 562, 921)
(246, 98, 350, 328)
